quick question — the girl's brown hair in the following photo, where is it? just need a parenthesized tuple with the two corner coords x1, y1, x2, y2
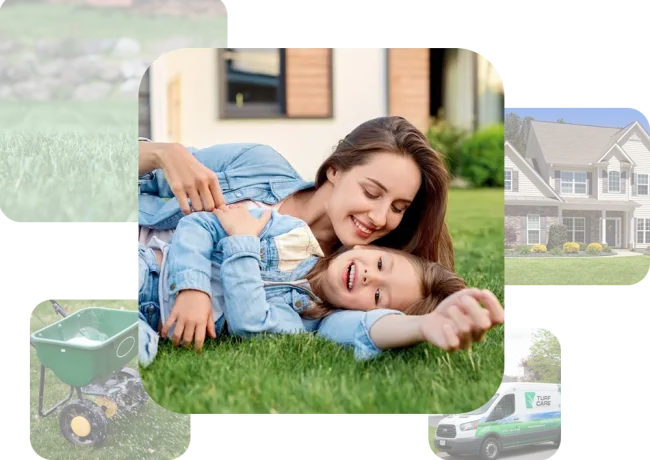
(303, 246, 466, 320)
(315, 116, 455, 272)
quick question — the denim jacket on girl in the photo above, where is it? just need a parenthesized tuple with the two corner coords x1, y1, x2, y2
(166, 208, 403, 360)
(139, 142, 315, 230)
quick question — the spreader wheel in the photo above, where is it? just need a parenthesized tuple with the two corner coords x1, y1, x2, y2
(114, 368, 148, 411)
(59, 399, 108, 446)
(95, 397, 119, 418)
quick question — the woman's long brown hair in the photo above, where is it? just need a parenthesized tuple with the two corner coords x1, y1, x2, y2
(315, 116, 455, 272)
(303, 246, 466, 320)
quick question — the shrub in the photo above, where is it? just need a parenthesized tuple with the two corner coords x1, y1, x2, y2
(532, 244, 547, 253)
(459, 123, 504, 187)
(547, 224, 568, 249)
(563, 242, 580, 253)
(587, 243, 603, 253)
(602, 245, 612, 253)
(550, 247, 563, 255)
(578, 242, 588, 251)
(586, 247, 600, 256)
(426, 119, 468, 179)
(517, 245, 532, 255)
(504, 222, 517, 249)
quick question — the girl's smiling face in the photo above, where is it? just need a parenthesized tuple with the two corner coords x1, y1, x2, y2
(320, 246, 421, 312)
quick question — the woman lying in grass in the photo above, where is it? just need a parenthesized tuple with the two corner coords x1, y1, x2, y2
(139, 204, 504, 367)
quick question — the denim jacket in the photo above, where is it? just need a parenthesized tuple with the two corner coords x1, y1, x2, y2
(139, 142, 315, 230)
(166, 208, 403, 360)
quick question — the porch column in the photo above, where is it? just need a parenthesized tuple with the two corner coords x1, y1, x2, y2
(601, 209, 607, 245)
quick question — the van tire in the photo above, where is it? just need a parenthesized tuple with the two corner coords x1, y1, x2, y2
(480, 437, 500, 460)
(553, 433, 561, 447)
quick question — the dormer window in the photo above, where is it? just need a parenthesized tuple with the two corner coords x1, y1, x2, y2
(608, 171, 620, 193)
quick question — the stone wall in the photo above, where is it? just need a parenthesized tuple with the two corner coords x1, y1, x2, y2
(505, 205, 559, 245)
(0, 36, 197, 101)
(562, 210, 626, 246)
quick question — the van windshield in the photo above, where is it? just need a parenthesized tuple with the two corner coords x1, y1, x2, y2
(465, 394, 499, 415)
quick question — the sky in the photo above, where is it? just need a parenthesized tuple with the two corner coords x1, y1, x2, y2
(505, 108, 649, 132)
(504, 328, 539, 377)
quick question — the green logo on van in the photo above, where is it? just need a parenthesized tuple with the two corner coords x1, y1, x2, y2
(525, 392, 536, 409)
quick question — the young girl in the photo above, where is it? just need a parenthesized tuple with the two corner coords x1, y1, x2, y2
(139, 205, 503, 367)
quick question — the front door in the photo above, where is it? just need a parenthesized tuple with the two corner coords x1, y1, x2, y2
(605, 219, 616, 248)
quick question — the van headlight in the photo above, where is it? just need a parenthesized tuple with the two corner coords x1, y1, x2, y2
(460, 420, 480, 431)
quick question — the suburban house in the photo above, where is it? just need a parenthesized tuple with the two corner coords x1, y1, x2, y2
(139, 48, 503, 180)
(505, 120, 650, 250)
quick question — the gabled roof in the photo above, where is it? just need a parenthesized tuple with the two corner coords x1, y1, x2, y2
(505, 141, 563, 202)
(595, 121, 642, 165)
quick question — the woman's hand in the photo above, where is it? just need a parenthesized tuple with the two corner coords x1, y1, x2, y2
(423, 288, 504, 350)
(161, 289, 217, 351)
(213, 204, 272, 237)
(155, 142, 226, 215)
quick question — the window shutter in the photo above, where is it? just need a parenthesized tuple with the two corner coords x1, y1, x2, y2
(540, 217, 547, 245)
(520, 216, 527, 243)
(632, 173, 637, 196)
(587, 172, 592, 196)
(387, 48, 429, 133)
(554, 170, 560, 192)
(585, 217, 590, 244)
(285, 48, 332, 118)
(513, 171, 519, 192)
(634, 218, 638, 245)
(621, 171, 627, 194)
(602, 170, 608, 193)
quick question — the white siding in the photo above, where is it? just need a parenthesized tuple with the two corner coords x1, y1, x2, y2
(600, 155, 630, 201)
(504, 156, 543, 197)
(623, 137, 650, 248)
(149, 48, 387, 181)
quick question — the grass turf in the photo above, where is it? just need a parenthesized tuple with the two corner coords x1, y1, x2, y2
(140, 188, 505, 413)
(0, 3, 226, 43)
(30, 300, 190, 460)
(505, 256, 650, 285)
(0, 101, 137, 221)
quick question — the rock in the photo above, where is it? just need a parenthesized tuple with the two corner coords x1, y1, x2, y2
(0, 39, 23, 55)
(4, 60, 34, 83)
(73, 82, 113, 100)
(96, 61, 123, 83)
(35, 60, 66, 78)
(112, 38, 141, 59)
(120, 59, 147, 80)
(80, 38, 118, 56)
(118, 78, 142, 96)
(0, 86, 14, 100)
(35, 39, 63, 59)
(13, 81, 52, 101)
(147, 36, 195, 57)
(60, 56, 101, 85)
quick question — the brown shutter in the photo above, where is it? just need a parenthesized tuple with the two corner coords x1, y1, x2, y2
(602, 170, 608, 193)
(387, 48, 429, 133)
(632, 173, 637, 196)
(554, 170, 561, 192)
(285, 48, 332, 118)
(512, 171, 519, 192)
(621, 171, 627, 194)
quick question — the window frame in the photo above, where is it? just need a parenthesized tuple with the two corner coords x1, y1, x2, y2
(638, 174, 649, 196)
(608, 170, 621, 193)
(504, 168, 512, 191)
(562, 217, 586, 243)
(560, 171, 588, 195)
(527, 214, 540, 245)
(638, 218, 650, 245)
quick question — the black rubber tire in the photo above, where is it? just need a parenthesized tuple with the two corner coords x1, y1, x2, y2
(553, 433, 561, 448)
(480, 437, 501, 460)
(59, 399, 108, 447)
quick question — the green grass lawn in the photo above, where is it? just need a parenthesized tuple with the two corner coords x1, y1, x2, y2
(429, 425, 439, 454)
(140, 188, 505, 414)
(0, 101, 137, 221)
(0, 3, 226, 43)
(30, 300, 190, 460)
(505, 256, 650, 285)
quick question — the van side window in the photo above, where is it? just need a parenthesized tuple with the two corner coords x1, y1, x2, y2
(490, 394, 515, 420)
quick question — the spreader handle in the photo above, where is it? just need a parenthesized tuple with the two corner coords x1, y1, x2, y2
(49, 300, 68, 318)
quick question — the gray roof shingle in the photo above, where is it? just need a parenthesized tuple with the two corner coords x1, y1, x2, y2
(529, 120, 622, 164)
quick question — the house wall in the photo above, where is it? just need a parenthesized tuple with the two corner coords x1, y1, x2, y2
(552, 166, 595, 199)
(149, 48, 388, 180)
(505, 205, 559, 245)
(624, 135, 650, 220)
(597, 154, 631, 201)
(504, 155, 543, 197)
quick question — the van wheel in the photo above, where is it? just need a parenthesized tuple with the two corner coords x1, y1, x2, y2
(553, 433, 561, 447)
(480, 437, 500, 460)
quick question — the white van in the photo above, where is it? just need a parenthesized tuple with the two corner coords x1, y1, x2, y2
(433, 382, 560, 459)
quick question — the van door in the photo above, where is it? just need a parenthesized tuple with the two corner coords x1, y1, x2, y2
(476, 393, 521, 447)
(518, 389, 561, 445)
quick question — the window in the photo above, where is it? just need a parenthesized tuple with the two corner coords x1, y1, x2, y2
(220, 48, 285, 117)
(560, 171, 587, 194)
(505, 169, 512, 191)
(608, 171, 620, 193)
(638, 218, 650, 245)
(218, 48, 332, 119)
(527, 214, 540, 244)
(488, 394, 515, 421)
(563, 217, 586, 243)
(638, 174, 649, 195)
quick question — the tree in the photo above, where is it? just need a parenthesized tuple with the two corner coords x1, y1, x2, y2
(518, 329, 561, 383)
(504, 112, 534, 155)
(557, 118, 566, 123)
